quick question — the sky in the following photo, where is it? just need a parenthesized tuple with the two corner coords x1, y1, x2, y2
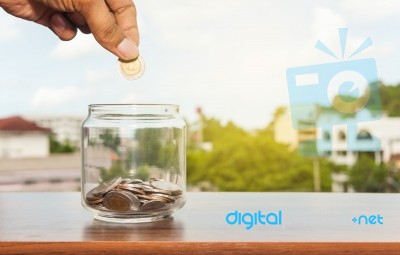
(1, 0, 400, 129)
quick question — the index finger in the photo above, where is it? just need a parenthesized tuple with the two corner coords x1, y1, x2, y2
(105, 0, 139, 46)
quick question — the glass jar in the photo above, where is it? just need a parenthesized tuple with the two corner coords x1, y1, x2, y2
(81, 104, 186, 223)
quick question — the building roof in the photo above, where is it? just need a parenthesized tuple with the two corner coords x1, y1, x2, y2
(0, 116, 51, 133)
(390, 154, 400, 162)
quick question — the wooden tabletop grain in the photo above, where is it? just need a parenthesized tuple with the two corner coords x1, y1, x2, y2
(0, 192, 400, 255)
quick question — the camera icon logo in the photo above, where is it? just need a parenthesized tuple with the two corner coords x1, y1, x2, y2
(286, 28, 382, 156)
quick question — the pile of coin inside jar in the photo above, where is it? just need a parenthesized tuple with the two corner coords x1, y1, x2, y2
(85, 177, 183, 212)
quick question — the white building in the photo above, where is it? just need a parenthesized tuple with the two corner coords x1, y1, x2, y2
(0, 116, 51, 158)
(274, 108, 400, 165)
(25, 115, 84, 146)
(274, 108, 400, 192)
(317, 113, 400, 166)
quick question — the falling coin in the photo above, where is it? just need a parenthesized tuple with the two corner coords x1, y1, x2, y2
(118, 55, 145, 80)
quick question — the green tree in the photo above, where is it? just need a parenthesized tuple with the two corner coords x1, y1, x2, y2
(99, 129, 120, 152)
(187, 117, 332, 191)
(379, 82, 400, 116)
(349, 155, 388, 192)
(100, 160, 129, 181)
(134, 128, 162, 167)
(49, 135, 76, 153)
(98, 129, 126, 181)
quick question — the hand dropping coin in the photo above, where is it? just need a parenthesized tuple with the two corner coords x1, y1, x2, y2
(118, 55, 145, 80)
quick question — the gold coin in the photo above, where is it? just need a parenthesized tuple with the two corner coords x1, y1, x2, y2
(103, 190, 140, 212)
(118, 55, 145, 80)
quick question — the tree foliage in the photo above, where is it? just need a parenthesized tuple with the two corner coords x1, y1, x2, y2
(188, 117, 332, 191)
(379, 82, 400, 116)
(49, 135, 76, 154)
(97, 128, 179, 182)
(348, 154, 388, 192)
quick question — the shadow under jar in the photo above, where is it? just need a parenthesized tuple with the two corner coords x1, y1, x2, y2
(81, 104, 186, 223)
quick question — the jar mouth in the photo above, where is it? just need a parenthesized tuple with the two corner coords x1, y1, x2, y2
(89, 104, 178, 109)
(88, 104, 179, 120)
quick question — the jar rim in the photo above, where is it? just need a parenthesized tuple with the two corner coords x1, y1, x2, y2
(88, 104, 180, 118)
(89, 104, 178, 108)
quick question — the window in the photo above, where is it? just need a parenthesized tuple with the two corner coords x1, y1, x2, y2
(323, 131, 331, 141)
(357, 130, 373, 140)
(338, 131, 346, 141)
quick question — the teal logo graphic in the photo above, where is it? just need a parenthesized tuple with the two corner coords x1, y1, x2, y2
(226, 210, 283, 230)
(352, 214, 384, 225)
(286, 28, 382, 157)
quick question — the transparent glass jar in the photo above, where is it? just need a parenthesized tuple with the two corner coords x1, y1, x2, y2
(81, 104, 186, 223)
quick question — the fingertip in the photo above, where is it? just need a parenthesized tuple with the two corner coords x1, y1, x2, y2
(50, 14, 77, 41)
(117, 38, 139, 60)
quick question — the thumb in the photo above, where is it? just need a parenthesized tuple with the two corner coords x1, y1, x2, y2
(80, 0, 139, 60)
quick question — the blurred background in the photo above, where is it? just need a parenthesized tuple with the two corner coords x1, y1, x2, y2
(1, 0, 400, 192)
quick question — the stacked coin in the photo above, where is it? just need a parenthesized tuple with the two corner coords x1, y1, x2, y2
(85, 177, 183, 212)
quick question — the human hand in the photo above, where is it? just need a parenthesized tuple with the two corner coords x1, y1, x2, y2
(0, 0, 139, 60)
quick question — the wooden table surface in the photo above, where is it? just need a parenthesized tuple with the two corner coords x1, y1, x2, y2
(1, 192, 400, 254)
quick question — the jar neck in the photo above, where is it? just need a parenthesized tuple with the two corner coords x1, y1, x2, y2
(88, 104, 179, 119)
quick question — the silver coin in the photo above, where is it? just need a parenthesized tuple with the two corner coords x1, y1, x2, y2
(86, 196, 103, 205)
(142, 185, 155, 191)
(136, 194, 154, 201)
(118, 55, 145, 80)
(150, 177, 163, 182)
(120, 178, 144, 185)
(120, 178, 133, 184)
(149, 193, 175, 203)
(103, 190, 140, 212)
(90, 177, 122, 197)
(118, 185, 146, 195)
(140, 199, 150, 203)
(141, 200, 165, 211)
(86, 189, 103, 202)
(150, 180, 183, 196)
(150, 197, 170, 204)
(145, 188, 173, 196)
(126, 179, 144, 184)
(118, 183, 145, 190)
